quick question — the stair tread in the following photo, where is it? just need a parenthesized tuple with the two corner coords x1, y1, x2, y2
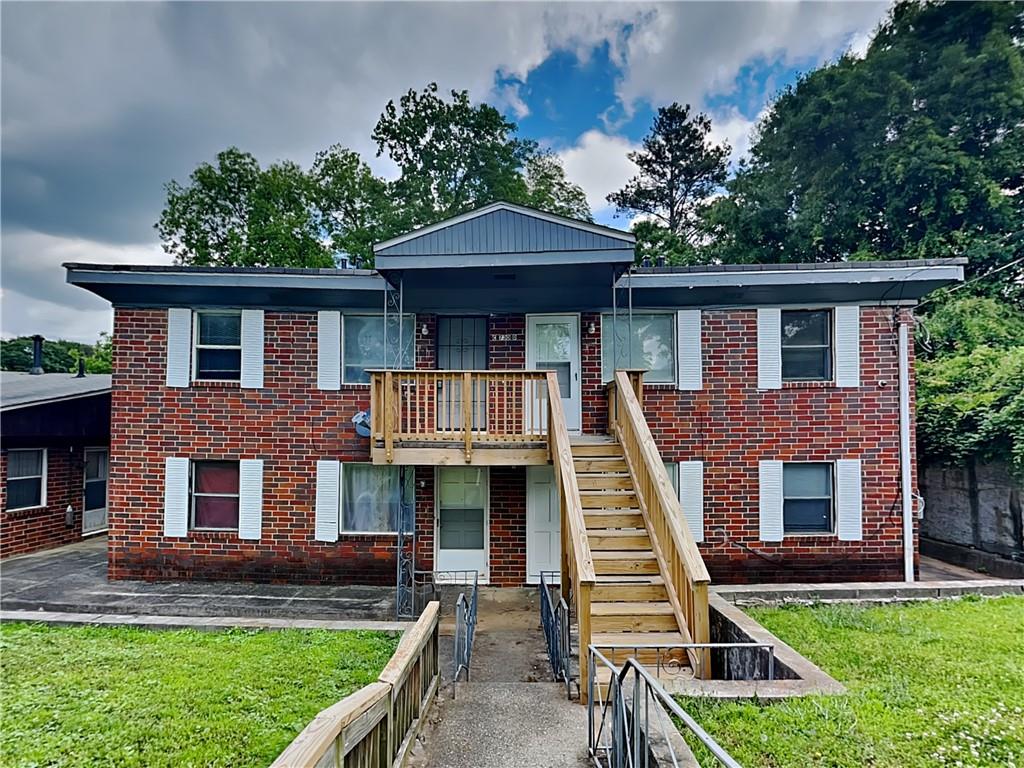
(591, 602, 675, 615)
(594, 575, 665, 584)
(592, 631, 687, 645)
(587, 529, 651, 537)
(592, 550, 657, 559)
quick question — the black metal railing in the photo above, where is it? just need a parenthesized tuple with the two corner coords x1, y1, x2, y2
(589, 645, 754, 768)
(539, 570, 574, 698)
(452, 570, 479, 694)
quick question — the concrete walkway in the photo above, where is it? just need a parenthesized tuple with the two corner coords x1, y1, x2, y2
(409, 607, 590, 768)
(0, 536, 394, 619)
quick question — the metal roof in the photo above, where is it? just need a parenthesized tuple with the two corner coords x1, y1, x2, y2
(1, 372, 112, 411)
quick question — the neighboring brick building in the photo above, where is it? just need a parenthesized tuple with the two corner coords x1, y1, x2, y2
(66, 202, 963, 587)
(1, 362, 111, 558)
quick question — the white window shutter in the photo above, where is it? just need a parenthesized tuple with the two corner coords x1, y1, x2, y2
(678, 460, 704, 543)
(166, 308, 192, 388)
(758, 460, 784, 542)
(164, 457, 189, 537)
(238, 459, 264, 540)
(317, 311, 341, 390)
(240, 310, 265, 389)
(314, 460, 340, 542)
(836, 459, 863, 541)
(757, 309, 782, 389)
(676, 311, 702, 390)
(834, 306, 861, 388)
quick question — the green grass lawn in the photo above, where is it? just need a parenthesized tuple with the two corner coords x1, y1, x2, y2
(681, 596, 1024, 768)
(0, 623, 399, 768)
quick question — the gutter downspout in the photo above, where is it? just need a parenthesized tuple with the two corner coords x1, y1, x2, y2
(898, 319, 915, 582)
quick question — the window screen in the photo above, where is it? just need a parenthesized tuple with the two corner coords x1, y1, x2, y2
(783, 463, 833, 533)
(602, 314, 676, 383)
(781, 310, 832, 381)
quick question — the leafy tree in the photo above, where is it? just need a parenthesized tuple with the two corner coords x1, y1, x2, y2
(522, 151, 592, 221)
(310, 145, 396, 268)
(373, 84, 534, 227)
(705, 0, 1024, 298)
(0, 336, 108, 373)
(157, 148, 333, 268)
(608, 103, 730, 264)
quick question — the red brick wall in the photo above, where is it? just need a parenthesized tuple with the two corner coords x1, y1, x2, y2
(1, 446, 93, 558)
(109, 309, 404, 583)
(489, 466, 526, 586)
(637, 307, 915, 583)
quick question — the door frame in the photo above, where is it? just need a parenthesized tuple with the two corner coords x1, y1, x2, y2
(525, 313, 582, 435)
(433, 466, 490, 584)
(526, 465, 560, 586)
(82, 446, 109, 535)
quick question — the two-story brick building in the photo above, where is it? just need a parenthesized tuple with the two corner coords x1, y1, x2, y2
(67, 202, 963, 598)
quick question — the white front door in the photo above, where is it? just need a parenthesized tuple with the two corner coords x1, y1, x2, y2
(526, 465, 560, 585)
(82, 448, 108, 534)
(527, 314, 581, 433)
(435, 467, 489, 581)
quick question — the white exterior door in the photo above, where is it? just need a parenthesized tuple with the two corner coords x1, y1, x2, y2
(527, 314, 581, 433)
(82, 448, 108, 534)
(435, 467, 489, 581)
(526, 465, 560, 585)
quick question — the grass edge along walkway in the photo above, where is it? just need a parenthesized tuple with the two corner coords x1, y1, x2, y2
(679, 595, 1024, 768)
(0, 622, 400, 768)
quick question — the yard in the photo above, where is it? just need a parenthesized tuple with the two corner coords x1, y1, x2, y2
(0, 623, 399, 768)
(682, 596, 1024, 768)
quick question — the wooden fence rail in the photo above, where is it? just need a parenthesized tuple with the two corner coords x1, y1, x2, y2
(271, 602, 440, 768)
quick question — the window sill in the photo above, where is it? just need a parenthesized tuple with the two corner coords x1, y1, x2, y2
(782, 531, 836, 538)
(781, 380, 835, 390)
(189, 528, 240, 536)
(191, 380, 241, 389)
(4, 504, 48, 517)
(339, 531, 399, 537)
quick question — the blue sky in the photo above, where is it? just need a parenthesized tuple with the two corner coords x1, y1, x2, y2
(1, 1, 888, 340)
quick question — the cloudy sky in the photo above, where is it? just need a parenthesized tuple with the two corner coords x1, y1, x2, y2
(1, 1, 889, 343)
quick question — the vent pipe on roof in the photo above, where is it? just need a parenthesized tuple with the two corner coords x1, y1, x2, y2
(29, 335, 44, 375)
(76, 358, 86, 378)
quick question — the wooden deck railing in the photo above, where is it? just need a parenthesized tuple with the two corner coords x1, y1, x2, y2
(547, 371, 597, 702)
(370, 370, 550, 463)
(271, 602, 440, 768)
(607, 371, 712, 678)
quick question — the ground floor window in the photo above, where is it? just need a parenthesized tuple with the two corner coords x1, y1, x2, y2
(191, 460, 240, 530)
(783, 463, 834, 534)
(6, 449, 46, 511)
(84, 448, 108, 512)
(341, 464, 411, 534)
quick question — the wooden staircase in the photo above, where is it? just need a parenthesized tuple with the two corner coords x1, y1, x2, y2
(572, 437, 693, 673)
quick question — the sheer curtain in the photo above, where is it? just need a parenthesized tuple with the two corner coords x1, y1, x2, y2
(343, 464, 412, 533)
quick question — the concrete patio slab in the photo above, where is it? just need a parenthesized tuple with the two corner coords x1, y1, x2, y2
(1, 536, 396, 620)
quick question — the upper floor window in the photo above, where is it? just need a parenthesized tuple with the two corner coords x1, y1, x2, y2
(194, 311, 242, 381)
(191, 460, 239, 530)
(783, 463, 833, 534)
(781, 310, 832, 381)
(601, 313, 676, 384)
(343, 314, 414, 384)
(6, 449, 46, 511)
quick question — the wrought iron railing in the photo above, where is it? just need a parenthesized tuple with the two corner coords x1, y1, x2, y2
(588, 645, 743, 768)
(452, 570, 479, 695)
(539, 570, 574, 698)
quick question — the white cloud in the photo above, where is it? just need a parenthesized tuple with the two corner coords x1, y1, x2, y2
(558, 130, 640, 223)
(0, 231, 167, 342)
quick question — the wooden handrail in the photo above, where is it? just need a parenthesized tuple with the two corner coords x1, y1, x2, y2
(370, 370, 550, 462)
(546, 371, 596, 701)
(609, 370, 712, 678)
(272, 602, 441, 767)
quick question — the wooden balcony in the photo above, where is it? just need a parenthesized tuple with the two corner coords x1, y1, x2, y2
(368, 370, 552, 466)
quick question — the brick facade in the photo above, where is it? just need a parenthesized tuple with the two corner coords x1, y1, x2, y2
(1, 446, 94, 558)
(106, 304, 916, 586)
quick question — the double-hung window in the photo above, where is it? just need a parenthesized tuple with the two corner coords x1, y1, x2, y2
(6, 449, 46, 510)
(782, 463, 833, 534)
(194, 311, 242, 381)
(342, 314, 415, 384)
(191, 460, 240, 530)
(341, 463, 412, 533)
(601, 313, 676, 384)
(781, 310, 832, 381)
